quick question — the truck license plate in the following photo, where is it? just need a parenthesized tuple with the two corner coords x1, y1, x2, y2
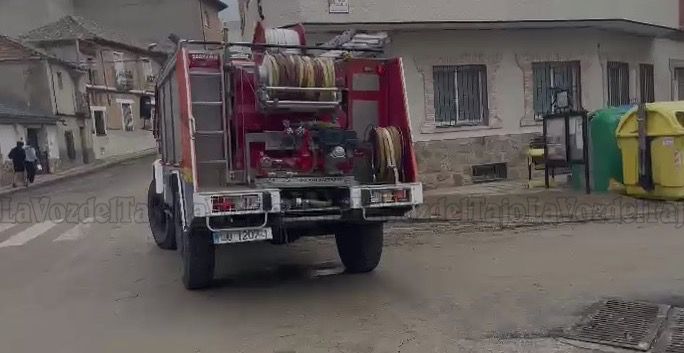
(213, 228, 273, 245)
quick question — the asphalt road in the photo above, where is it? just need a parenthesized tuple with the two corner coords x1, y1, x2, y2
(2, 156, 684, 353)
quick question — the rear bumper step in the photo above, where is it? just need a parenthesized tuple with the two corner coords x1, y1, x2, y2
(193, 183, 423, 218)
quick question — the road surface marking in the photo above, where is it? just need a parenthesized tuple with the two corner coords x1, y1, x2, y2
(0, 223, 17, 234)
(54, 217, 95, 242)
(0, 219, 63, 248)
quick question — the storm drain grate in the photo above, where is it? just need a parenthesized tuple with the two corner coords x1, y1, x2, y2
(654, 308, 684, 353)
(564, 299, 670, 351)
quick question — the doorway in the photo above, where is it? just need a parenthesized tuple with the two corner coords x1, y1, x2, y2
(26, 127, 48, 174)
(121, 103, 134, 131)
(26, 128, 39, 149)
(79, 127, 89, 164)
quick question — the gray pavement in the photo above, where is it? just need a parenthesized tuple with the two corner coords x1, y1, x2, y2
(1, 156, 683, 353)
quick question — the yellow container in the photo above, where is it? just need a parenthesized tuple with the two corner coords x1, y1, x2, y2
(616, 102, 684, 200)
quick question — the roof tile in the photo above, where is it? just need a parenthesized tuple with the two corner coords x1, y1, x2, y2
(21, 15, 150, 52)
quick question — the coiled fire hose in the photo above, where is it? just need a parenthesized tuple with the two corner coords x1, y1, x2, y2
(261, 53, 336, 100)
(370, 126, 404, 183)
(264, 28, 301, 54)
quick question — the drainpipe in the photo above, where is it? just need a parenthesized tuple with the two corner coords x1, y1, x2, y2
(198, 0, 208, 42)
(75, 39, 81, 68)
(669, 59, 676, 101)
(597, 43, 607, 106)
(98, 49, 111, 106)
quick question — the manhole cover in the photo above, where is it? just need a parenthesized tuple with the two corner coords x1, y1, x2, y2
(654, 308, 684, 353)
(564, 298, 670, 351)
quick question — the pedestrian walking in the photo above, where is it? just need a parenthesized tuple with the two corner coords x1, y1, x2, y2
(24, 143, 38, 184)
(8, 141, 27, 188)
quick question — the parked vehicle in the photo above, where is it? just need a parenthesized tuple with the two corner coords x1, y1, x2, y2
(147, 23, 423, 289)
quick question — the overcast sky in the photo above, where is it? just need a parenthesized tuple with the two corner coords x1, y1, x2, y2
(219, 0, 240, 22)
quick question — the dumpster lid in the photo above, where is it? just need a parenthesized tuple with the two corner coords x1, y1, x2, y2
(616, 101, 684, 137)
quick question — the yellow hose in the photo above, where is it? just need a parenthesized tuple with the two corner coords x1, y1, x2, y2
(372, 126, 404, 183)
(262, 54, 335, 89)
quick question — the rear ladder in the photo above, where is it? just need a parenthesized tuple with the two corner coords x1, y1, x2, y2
(189, 52, 231, 189)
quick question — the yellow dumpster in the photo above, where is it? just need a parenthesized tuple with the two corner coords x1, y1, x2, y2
(616, 102, 684, 200)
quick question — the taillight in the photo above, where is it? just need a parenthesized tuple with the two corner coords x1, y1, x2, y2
(365, 189, 411, 205)
(211, 194, 261, 213)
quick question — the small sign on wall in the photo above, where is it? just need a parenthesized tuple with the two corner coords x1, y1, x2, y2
(329, 0, 349, 13)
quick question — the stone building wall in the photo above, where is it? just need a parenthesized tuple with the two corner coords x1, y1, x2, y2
(415, 133, 540, 189)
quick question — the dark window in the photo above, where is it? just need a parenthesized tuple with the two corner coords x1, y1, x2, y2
(88, 68, 99, 85)
(64, 131, 76, 160)
(607, 61, 630, 106)
(533, 61, 581, 118)
(472, 163, 508, 184)
(640, 64, 655, 103)
(56, 71, 64, 90)
(676, 68, 684, 101)
(93, 111, 106, 136)
(433, 65, 488, 127)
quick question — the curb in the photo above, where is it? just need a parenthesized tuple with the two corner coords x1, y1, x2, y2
(0, 149, 157, 198)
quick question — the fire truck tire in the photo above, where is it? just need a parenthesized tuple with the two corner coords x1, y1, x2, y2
(335, 223, 383, 273)
(148, 180, 176, 250)
(180, 225, 215, 290)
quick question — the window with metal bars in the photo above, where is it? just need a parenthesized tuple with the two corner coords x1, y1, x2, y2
(532, 61, 581, 119)
(675, 68, 684, 101)
(433, 65, 488, 127)
(639, 64, 655, 103)
(607, 61, 630, 106)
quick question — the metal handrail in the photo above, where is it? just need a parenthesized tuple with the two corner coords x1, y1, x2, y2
(265, 86, 340, 92)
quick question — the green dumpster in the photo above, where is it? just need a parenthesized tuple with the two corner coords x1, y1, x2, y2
(589, 106, 631, 192)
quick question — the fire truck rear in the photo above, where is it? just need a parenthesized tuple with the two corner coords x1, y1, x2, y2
(147, 24, 423, 289)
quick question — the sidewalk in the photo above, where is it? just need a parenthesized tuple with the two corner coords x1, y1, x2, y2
(0, 148, 157, 197)
(415, 180, 676, 227)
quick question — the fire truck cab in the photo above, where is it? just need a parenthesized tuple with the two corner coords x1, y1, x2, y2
(147, 25, 423, 290)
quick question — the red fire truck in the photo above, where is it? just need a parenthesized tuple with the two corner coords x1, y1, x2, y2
(147, 24, 423, 289)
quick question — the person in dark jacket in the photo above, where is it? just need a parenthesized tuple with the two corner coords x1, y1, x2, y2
(8, 141, 27, 187)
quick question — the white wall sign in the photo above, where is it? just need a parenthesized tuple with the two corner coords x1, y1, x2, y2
(329, 0, 349, 13)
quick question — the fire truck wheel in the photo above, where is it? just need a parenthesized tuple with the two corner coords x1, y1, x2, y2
(180, 225, 215, 290)
(335, 223, 383, 273)
(148, 180, 176, 250)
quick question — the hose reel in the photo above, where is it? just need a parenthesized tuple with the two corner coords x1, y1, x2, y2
(264, 28, 301, 54)
(260, 53, 336, 101)
(369, 126, 405, 184)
